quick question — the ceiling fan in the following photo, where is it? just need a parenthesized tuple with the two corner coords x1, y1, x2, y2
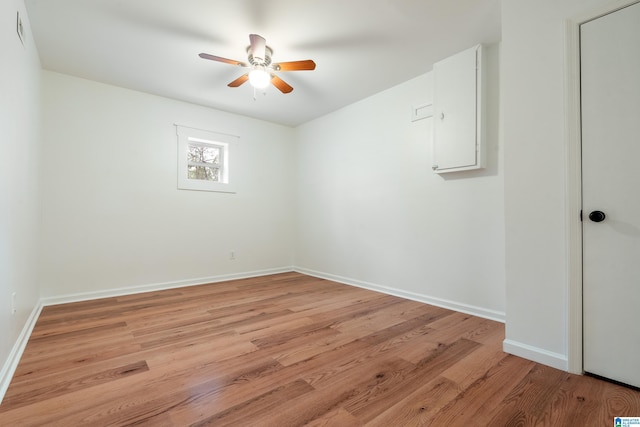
(199, 34, 316, 94)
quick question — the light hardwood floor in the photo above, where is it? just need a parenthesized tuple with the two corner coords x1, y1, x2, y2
(1, 272, 639, 426)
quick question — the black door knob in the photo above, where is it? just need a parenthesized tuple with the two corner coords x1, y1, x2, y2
(589, 210, 606, 222)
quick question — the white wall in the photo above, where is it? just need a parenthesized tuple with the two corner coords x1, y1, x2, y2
(0, 0, 41, 394)
(38, 71, 296, 299)
(294, 45, 505, 320)
(501, 0, 625, 369)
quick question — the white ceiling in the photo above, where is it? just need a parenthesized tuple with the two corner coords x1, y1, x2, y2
(24, 0, 501, 127)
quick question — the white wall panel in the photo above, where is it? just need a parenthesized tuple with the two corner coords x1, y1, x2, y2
(38, 72, 296, 297)
(295, 46, 505, 318)
(0, 0, 42, 398)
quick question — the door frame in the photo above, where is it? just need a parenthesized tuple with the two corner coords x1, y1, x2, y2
(565, 0, 640, 375)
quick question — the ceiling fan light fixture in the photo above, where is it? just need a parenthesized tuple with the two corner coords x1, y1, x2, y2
(249, 67, 270, 89)
(200, 34, 314, 94)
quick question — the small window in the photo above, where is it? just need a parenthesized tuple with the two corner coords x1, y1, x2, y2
(187, 142, 222, 181)
(176, 125, 238, 193)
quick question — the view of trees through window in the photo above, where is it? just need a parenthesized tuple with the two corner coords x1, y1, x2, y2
(187, 144, 220, 181)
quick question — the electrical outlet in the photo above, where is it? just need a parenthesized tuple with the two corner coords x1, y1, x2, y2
(230, 250, 236, 260)
(11, 292, 17, 314)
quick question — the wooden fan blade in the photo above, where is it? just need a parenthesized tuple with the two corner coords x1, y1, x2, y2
(249, 34, 266, 63)
(270, 74, 293, 93)
(228, 74, 249, 87)
(199, 53, 247, 67)
(272, 60, 316, 71)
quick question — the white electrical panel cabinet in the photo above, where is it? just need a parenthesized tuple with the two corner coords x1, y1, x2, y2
(432, 44, 485, 173)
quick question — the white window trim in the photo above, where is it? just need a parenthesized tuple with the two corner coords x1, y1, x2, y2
(176, 125, 238, 193)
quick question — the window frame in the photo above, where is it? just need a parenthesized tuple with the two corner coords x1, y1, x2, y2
(176, 125, 238, 193)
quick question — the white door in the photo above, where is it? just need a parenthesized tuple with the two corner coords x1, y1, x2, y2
(582, 1, 640, 388)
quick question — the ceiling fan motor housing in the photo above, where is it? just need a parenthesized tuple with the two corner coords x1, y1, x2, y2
(247, 46, 273, 67)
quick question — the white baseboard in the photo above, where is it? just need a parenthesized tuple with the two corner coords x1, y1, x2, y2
(503, 339, 569, 371)
(294, 267, 506, 323)
(0, 301, 43, 404)
(40, 267, 294, 307)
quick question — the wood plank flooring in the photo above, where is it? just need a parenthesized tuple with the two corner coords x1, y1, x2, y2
(1, 272, 639, 426)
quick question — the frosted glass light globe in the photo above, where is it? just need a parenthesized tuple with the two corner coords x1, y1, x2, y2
(249, 68, 270, 89)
